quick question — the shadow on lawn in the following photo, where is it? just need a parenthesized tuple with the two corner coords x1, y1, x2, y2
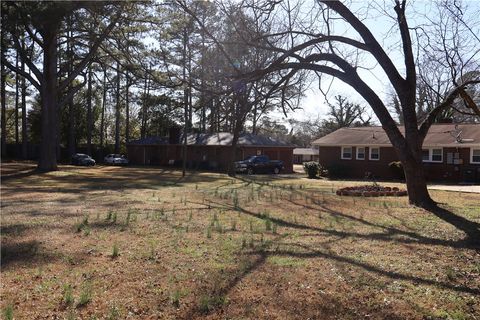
(427, 205, 480, 247)
(184, 193, 479, 319)
(0, 240, 62, 269)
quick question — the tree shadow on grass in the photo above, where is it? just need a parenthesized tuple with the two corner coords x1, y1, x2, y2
(0, 240, 54, 269)
(427, 204, 480, 247)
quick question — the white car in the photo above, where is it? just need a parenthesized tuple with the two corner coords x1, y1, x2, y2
(104, 154, 129, 165)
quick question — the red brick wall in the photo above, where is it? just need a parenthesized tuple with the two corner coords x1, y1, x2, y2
(318, 146, 480, 182)
(127, 145, 294, 173)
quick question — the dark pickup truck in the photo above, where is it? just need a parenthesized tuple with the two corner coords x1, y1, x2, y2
(234, 155, 284, 174)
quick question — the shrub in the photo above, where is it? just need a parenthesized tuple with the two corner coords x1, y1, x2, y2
(303, 161, 320, 179)
(326, 164, 350, 179)
(388, 161, 405, 180)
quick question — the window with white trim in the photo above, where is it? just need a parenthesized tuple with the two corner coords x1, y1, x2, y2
(422, 148, 443, 163)
(356, 147, 365, 160)
(369, 147, 380, 160)
(341, 146, 352, 160)
(471, 148, 480, 164)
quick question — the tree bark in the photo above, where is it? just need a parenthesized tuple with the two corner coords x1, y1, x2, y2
(114, 62, 121, 154)
(100, 66, 107, 148)
(21, 36, 28, 159)
(67, 28, 76, 159)
(401, 153, 434, 207)
(125, 71, 130, 144)
(15, 51, 20, 157)
(86, 62, 93, 155)
(38, 28, 59, 171)
(0, 48, 6, 158)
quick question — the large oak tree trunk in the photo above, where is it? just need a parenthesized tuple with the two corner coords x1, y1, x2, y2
(402, 156, 434, 207)
(38, 28, 59, 171)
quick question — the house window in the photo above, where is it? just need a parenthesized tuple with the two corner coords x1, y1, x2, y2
(341, 147, 352, 160)
(369, 147, 380, 160)
(356, 147, 365, 160)
(471, 148, 480, 164)
(422, 148, 443, 163)
(422, 149, 430, 161)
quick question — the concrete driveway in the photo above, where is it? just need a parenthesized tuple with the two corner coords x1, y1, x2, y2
(427, 184, 480, 193)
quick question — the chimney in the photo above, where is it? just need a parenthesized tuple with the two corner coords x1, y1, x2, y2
(169, 126, 181, 144)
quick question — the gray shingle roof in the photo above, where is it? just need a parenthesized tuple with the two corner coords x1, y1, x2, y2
(312, 124, 480, 147)
(128, 132, 294, 147)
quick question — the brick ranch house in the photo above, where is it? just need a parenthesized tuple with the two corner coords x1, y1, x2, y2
(127, 132, 295, 173)
(312, 124, 480, 183)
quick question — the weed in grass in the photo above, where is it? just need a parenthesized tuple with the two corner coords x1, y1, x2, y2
(265, 219, 272, 231)
(112, 243, 119, 258)
(206, 227, 212, 239)
(112, 212, 117, 223)
(249, 237, 254, 248)
(233, 191, 239, 210)
(272, 223, 277, 234)
(198, 294, 227, 314)
(106, 211, 112, 221)
(96, 211, 100, 220)
(231, 219, 237, 231)
(77, 281, 92, 307)
(213, 212, 218, 222)
(75, 216, 89, 233)
(83, 226, 91, 236)
(107, 305, 120, 320)
(2, 304, 13, 320)
(171, 289, 181, 308)
(249, 221, 254, 232)
(241, 238, 246, 249)
(63, 284, 74, 305)
(188, 211, 192, 221)
(445, 267, 457, 281)
(214, 220, 223, 233)
(126, 210, 132, 225)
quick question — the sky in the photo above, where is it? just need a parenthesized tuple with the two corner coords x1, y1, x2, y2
(267, 0, 480, 127)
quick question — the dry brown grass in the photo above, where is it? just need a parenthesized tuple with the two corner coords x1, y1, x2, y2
(1, 163, 479, 319)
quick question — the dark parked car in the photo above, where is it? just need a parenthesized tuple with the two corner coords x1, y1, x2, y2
(71, 153, 96, 166)
(235, 155, 284, 175)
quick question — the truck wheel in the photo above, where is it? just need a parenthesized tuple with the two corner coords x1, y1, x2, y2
(247, 167, 254, 175)
(273, 167, 280, 174)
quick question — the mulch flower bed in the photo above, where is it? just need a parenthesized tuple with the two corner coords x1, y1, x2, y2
(336, 185, 407, 197)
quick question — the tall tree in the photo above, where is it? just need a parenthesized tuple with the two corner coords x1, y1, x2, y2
(237, 0, 479, 207)
(1, 1, 125, 170)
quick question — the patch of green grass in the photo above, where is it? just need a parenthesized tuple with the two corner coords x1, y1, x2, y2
(112, 243, 119, 258)
(107, 305, 120, 320)
(198, 294, 227, 314)
(77, 281, 92, 307)
(75, 216, 89, 233)
(2, 304, 13, 320)
(267, 256, 305, 267)
(63, 284, 74, 305)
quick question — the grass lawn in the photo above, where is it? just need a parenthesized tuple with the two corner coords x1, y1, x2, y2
(1, 162, 479, 319)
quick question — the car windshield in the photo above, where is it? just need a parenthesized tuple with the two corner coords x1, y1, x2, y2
(76, 154, 89, 158)
(244, 156, 256, 162)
